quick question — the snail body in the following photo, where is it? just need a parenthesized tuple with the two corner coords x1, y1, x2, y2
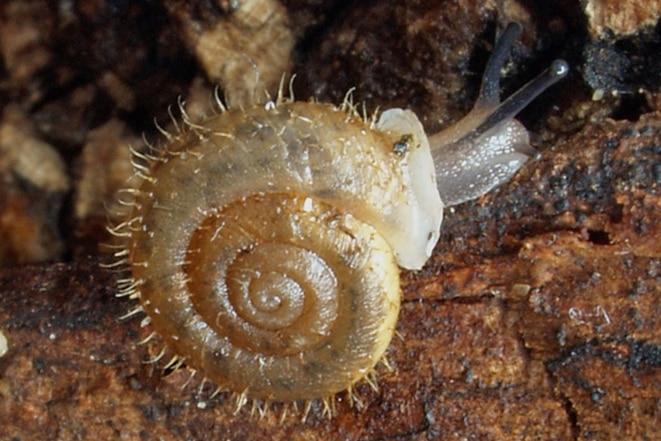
(110, 23, 567, 411)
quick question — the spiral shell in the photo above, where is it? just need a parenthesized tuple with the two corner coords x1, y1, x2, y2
(110, 21, 569, 414)
(113, 97, 439, 406)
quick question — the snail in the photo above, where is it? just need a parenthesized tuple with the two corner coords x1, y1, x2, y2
(108, 22, 568, 416)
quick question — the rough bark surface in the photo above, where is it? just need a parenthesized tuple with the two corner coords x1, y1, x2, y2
(0, 1, 659, 440)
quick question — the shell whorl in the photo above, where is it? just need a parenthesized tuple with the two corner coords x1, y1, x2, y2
(121, 100, 426, 403)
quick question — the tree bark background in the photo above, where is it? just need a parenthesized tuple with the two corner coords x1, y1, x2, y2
(0, 1, 659, 440)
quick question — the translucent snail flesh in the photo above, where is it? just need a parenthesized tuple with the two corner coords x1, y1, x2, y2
(110, 23, 568, 410)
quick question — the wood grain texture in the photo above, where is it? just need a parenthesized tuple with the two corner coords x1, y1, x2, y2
(0, 0, 659, 440)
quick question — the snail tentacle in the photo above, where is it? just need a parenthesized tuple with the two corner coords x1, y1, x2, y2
(428, 22, 568, 206)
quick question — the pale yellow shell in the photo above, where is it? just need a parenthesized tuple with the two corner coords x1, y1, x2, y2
(117, 99, 437, 404)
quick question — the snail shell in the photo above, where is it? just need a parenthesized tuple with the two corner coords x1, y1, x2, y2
(123, 100, 439, 403)
(109, 22, 567, 410)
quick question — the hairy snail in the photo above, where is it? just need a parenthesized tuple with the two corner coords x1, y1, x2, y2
(108, 22, 568, 415)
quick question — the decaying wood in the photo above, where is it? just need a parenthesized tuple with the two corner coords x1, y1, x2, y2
(0, 1, 659, 440)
